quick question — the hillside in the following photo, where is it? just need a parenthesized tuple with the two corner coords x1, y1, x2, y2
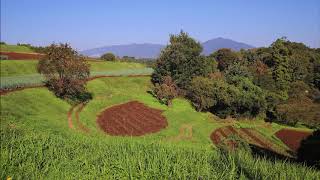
(1, 76, 319, 179)
(80, 38, 254, 58)
(0, 44, 35, 53)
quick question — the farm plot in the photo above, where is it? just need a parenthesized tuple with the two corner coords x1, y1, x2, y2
(97, 101, 168, 136)
(0, 52, 44, 59)
(275, 128, 311, 153)
(211, 126, 290, 156)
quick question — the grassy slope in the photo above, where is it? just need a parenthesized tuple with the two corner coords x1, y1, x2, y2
(1, 77, 319, 179)
(0, 60, 146, 77)
(0, 44, 34, 53)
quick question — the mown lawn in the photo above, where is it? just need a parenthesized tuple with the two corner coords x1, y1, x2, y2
(1, 76, 319, 179)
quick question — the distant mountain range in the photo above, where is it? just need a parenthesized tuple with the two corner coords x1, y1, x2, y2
(80, 38, 254, 58)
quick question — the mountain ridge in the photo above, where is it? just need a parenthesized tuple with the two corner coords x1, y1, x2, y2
(80, 38, 254, 58)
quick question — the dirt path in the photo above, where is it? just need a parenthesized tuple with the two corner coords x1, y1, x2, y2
(75, 103, 90, 133)
(67, 106, 75, 129)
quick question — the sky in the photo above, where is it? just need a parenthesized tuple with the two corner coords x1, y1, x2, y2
(1, 0, 319, 51)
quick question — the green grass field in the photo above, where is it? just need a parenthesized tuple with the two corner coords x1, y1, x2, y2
(0, 60, 147, 77)
(0, 60, 152, 90)
(1, 76, 319, 179)
(0, 44, 35, 53)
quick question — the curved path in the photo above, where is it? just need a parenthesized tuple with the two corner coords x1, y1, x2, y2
(67, 103, 91, 133)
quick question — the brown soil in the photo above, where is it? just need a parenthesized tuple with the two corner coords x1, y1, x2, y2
(275, 128, 311, 153)
(75, 103, 90, 133)
(0, 52, 44, 60)
(97, 101, 167, 136)
(210, 126, 289, 155)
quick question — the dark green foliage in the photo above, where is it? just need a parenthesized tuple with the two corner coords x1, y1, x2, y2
(152, 33, 319, 127)
(152, 31, 216, 90)
(297, 129, 320, 169)
(211, 48, 240, 71)
(152, 76, 178, 106)
(188, 76, 266, 118)
(37, 43, 91, 102)
(228, 77, 267, 117)
(0, 41, 6, 45)
(188, 77, 216, 111)
(275, 81, 320, 128)
(101, 52, 116, 61)
(224, 62, 252, 83)
(311, 55, 320, 90)
(271, 38, 290, 98)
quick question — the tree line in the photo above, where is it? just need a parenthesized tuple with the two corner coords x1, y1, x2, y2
(152, 31, 320, 128)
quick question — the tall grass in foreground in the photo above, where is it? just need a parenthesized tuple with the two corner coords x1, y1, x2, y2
(1, 128, 319, 179)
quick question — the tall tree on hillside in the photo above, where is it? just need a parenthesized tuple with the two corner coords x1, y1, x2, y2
(271, 38, 290, 99)
(37, 43, 91, 102)
(152, 31, 216, 91)
(210, 48, 240, 71)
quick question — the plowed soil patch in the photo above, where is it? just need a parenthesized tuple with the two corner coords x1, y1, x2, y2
(210, 126, 288, 155)
(97, 101, 167, 136)
(0, 52, 44, 60)
(275, 129, 311, 152)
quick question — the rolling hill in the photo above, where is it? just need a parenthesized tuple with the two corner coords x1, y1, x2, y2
(80, 38, 254, 58)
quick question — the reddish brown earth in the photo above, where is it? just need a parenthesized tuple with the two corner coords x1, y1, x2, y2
(97, 101, 167, 136)
(275, 128, 311, 152)
(0, 52, 44, 60)
(210, 126, 285, 154)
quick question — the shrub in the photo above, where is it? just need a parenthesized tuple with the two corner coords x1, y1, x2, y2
(274, 81, 320, 128)
(188, 77, 216, 111)
(37, 43, 90, 102)
(101, 52, 116, 61)
(152, 76, 178, 106)
(152, 31, 216, 90)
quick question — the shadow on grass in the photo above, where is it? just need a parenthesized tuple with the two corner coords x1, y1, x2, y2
(248, 130, 320, 170)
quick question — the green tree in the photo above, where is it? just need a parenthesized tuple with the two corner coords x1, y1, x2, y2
(210, 48, 240, 71)
(271, 38, 290, 99)
(152, 31, 216, 91)
(101, 52, 116, 61)
(224, 62, 252, 83)
(37, 43, 91, 102)
(188, 77, 216, 111)
(152, 76, 178, 106)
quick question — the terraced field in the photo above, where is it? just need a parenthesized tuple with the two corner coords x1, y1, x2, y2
(1, 60, 319, 179)
(0, 60, 153, 90)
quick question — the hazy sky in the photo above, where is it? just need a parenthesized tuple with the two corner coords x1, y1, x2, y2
(1, 0, 319, 50)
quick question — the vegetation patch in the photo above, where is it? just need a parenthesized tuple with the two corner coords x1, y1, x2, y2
(210, 126, 291, 156)
(97, 101, 168, 136)
(275, 128, 312, 153)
